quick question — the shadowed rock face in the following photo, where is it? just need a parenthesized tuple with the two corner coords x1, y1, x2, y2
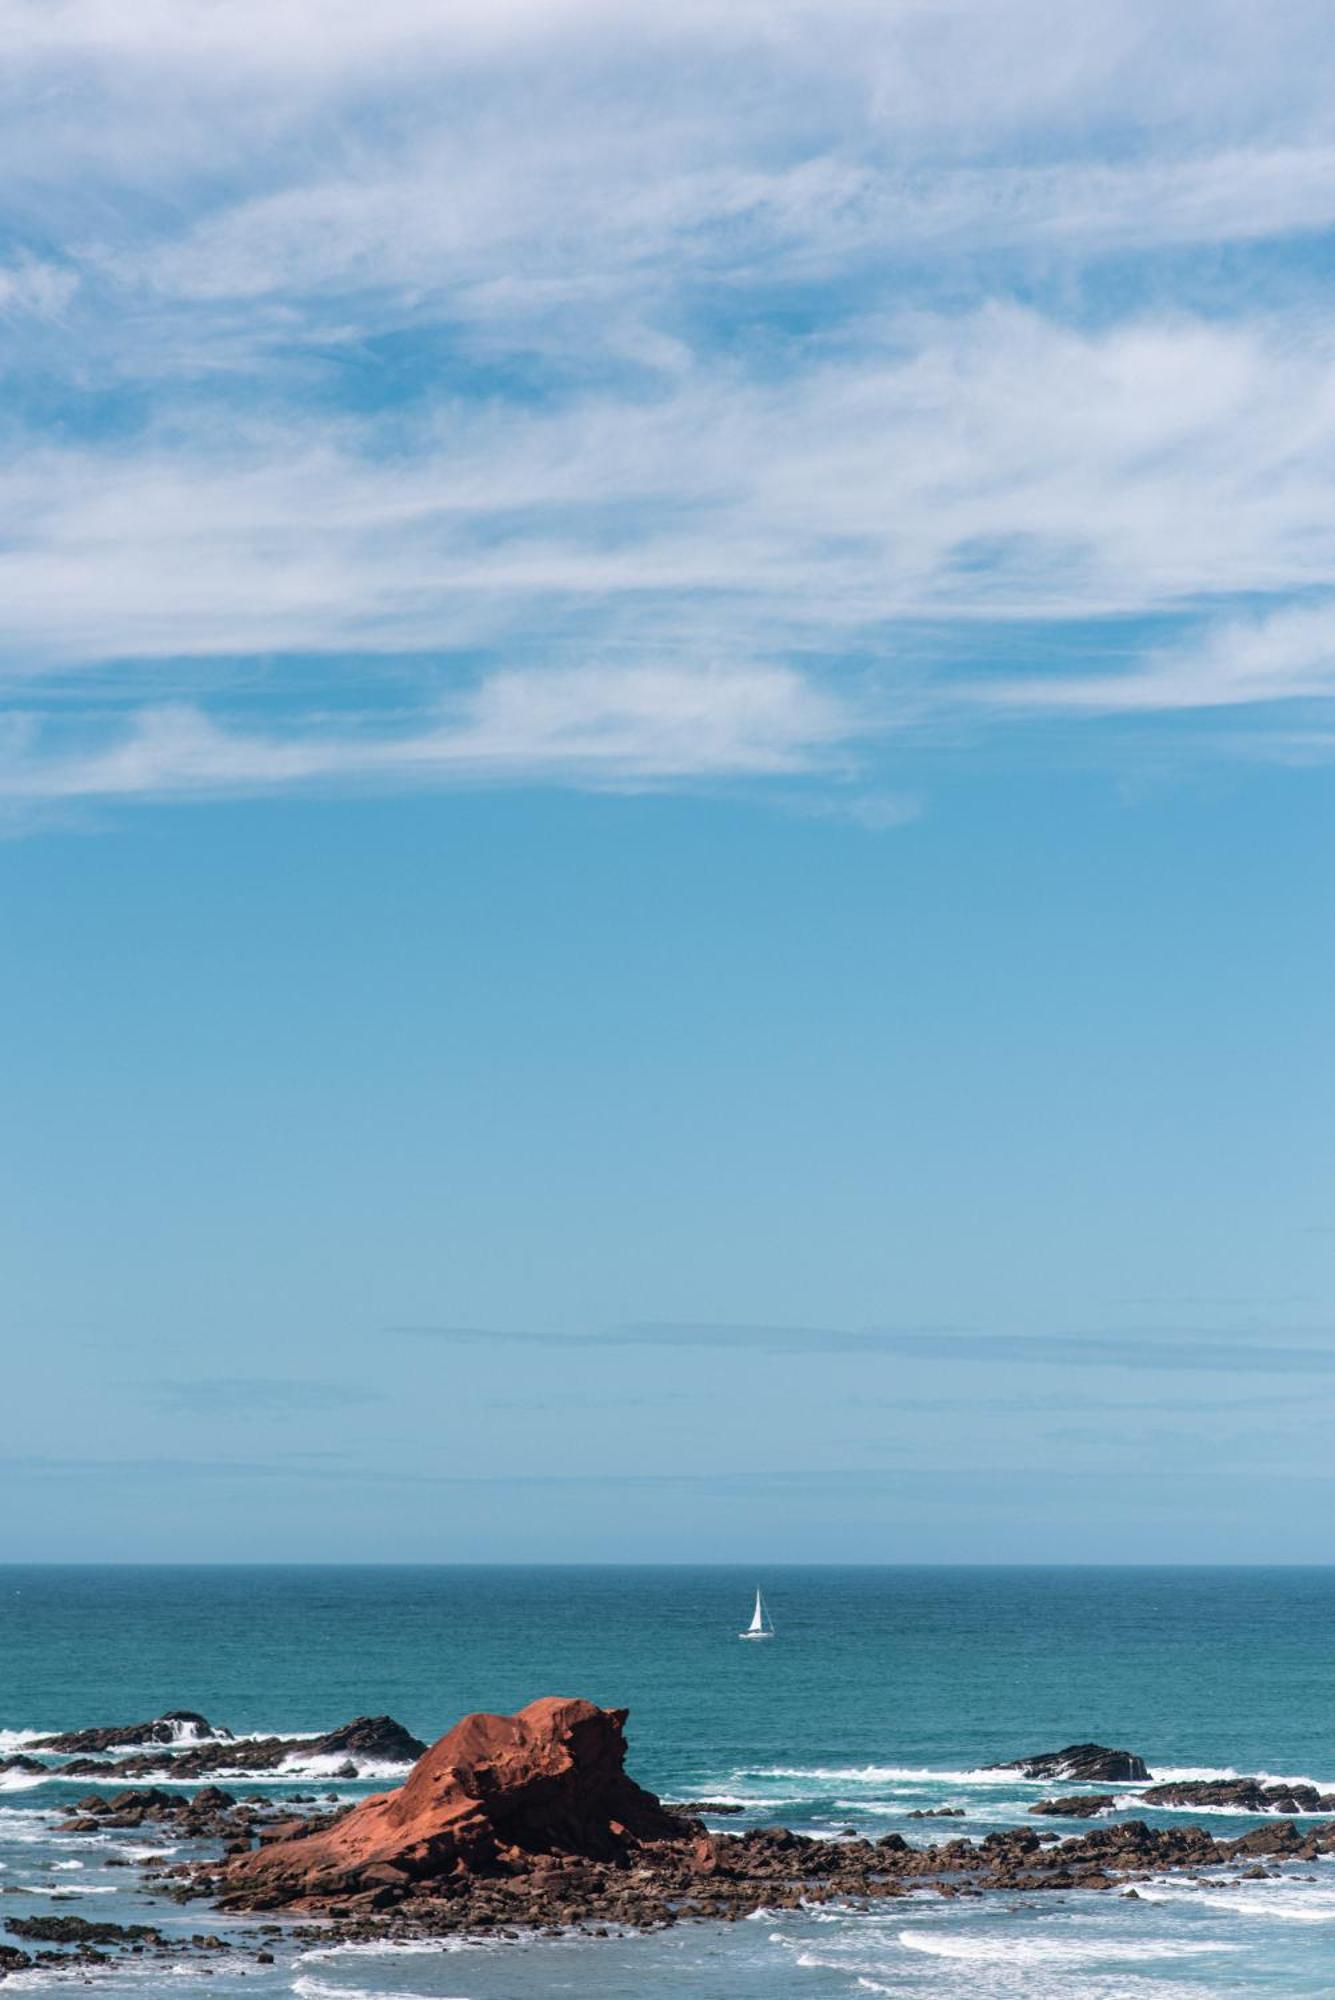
(992, 1744, 1150, 1783)
(218, 1697, 692, 1910)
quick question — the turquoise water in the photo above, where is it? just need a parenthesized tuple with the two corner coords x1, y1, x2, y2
(3, 1567, 1335, 1996)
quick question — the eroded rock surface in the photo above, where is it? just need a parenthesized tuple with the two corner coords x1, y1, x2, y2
(216, 1697, 690, 1911)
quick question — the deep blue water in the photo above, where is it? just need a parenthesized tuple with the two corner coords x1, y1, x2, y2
(3, 1566, 1335, 1997)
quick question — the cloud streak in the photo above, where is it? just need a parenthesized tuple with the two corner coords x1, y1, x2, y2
(395, 1320, 1335, 1375)
(0, 663, 856, 800)
(150, 1378, 386, 1417)
(7, 0, 1335, 807)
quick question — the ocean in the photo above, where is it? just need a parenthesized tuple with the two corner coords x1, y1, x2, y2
(2, 1565, 1334, 1996)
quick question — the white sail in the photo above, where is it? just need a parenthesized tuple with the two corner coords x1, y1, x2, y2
(740, 1588, 774, 1639)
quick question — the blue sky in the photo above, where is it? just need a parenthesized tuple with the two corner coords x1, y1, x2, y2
(2, 0, 1334, 1560)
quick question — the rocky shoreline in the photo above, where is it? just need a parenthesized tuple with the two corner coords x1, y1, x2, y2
(5, 1699, 1335, 1981)
(188, 1700, 1335, 1929)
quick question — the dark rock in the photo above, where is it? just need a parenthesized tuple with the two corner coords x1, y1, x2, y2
(7, 1916, 164, 1948)
(991, 1743, 1150, 1783)
(1144, 1778, 1335, 1815)
(312, 1717, 428, 1763)
(665, 1800, 744, 1816)
(1030, 1794, 1117, 1817)
(34, 1711, 228, 1754)
(97, 1714, 425, 1781)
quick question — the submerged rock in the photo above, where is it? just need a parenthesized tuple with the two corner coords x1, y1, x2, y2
(665, 1800, 746, 1816)
(1030, 1794, 1117, 1817)
(991, 1743, 1150, 1783)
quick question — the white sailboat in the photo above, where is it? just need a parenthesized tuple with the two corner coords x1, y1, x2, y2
(739, 1588, 774, 1640)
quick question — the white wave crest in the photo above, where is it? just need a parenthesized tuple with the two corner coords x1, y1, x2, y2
(0, 1808, 64, 1846)
(16, 1881, 120, 1896)
(292, 1982, 472, 2000)
(898, 1929, 1234, 1966)
(738, 1763, 1023, 1785)
(296, 1940, 494, 1966)
(276, 1752, 412, 1781)
(1137, 1878, 1335, 1924)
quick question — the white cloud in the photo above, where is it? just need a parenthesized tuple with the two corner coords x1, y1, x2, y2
(0, 258, 77, 316)
(973, 603, 1335, 716)
(0, 663, 855, 802)
(2, 307, 1334, 681)
(5, 0, 1335, 807)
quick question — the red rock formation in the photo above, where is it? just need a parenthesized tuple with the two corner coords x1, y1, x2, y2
(219, 1696, 689, 1910)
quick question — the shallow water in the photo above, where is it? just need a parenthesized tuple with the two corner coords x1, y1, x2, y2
(2, 1566, 1334, 1995)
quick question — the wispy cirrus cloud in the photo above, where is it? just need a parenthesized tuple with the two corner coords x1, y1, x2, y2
(7, 0, 1335, 811)
(0, 662, 856, 801)
(972, 602, 1335, 717)
(395, 1320, 1335, 1374)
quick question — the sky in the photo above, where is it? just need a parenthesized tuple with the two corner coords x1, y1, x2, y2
(1, 0, 1333, 1562)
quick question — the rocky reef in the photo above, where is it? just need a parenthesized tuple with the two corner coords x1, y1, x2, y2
(33, 1710, 229, 1754)
(1143, 1777, 1335, 1814)
(162, 1700, 1335, 1933)
(29, 1713, 426, 1781)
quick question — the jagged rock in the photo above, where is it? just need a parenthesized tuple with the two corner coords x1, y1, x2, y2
(311, 1717, 428, 1763)
(1144, 1778, 1335, 1814)
(34, 1711, 227, 1754)
(1228, 1820, 1305, 1856)
(217, 1697, 693, 1910)
(56, 1784, 278, 1843)
(1030, 1794, 1117, 1817)
(992, 1743, 1150, 1783)
(84, 1713, 425, 1780)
